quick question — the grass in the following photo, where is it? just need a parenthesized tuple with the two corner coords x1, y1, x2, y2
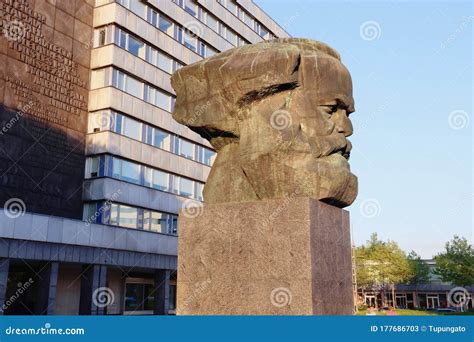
(356, 308, 474, 316)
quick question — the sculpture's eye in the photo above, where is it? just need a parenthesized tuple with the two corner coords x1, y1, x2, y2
(322, 104, 339, 114)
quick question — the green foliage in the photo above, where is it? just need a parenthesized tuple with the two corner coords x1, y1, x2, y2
(355, 233, 413, 290)
(406, 251, 431, 284)
(434, 236, 474, 286)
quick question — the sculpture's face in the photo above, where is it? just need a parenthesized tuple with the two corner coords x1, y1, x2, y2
(171, 38, 358, 207)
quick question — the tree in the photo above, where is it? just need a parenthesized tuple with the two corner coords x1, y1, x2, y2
(406, 251, 431, 285)
(434, 236, 474, 286)
(355, 233, 413, 307)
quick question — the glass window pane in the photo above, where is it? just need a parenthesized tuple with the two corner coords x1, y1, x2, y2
(150, 211, 167, 233)
(158, 16, 173, 34)
(185, 0, 197, 16)
(119, 30, 126, 49)
(121, 160, 141, 184)
(125, 283, 143, 311)
(183, 31, 196, 51)
(117, 71, 124, 89)
(157, 52, 172, 73)
(206, 14, 218, 32)
(146, 126, 153, 145)
(112, 158, 121, 178)
(155, 89, 170, 111)
(180, 178, 193, 197)
(119, 205, 138, 228)
(180, 140, 194, 159)
(122, 117, 141, 140)
(128, 35, 145, 58)
(226, 29, 237, 45)
(144, 284, 154, 310)
(144, 168, 152, 187)
(125, 76, 142, 98)
(204, 148, 216, 166)
(153, 170, 169, 191)
(227, 0, 237, 14)
(110, 204, 119, 225)
(153, 129, 170, 150)
(115, 113, 122, 134)
(129, 0, 145, 17)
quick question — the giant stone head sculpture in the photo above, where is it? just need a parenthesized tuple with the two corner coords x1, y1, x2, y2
(171, 38, 357, 208)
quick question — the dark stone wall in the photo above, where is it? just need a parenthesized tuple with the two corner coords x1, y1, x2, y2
(0, 0, 94, 219)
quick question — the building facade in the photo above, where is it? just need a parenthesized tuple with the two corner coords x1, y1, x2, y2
(0, 0, 289, 315)
(359, 260, 473, 311)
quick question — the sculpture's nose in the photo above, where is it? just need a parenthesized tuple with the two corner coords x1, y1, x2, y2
(334, 110, 353, 137)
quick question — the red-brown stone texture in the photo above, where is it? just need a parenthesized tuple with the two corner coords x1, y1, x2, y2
(177, 197, 353, 315)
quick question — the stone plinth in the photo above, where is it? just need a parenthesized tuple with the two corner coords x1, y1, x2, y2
(177, 197, 354, 315)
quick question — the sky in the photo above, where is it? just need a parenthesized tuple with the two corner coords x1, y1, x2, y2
(255, 0, 473, 258)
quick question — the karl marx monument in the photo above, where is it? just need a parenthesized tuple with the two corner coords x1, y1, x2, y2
(171, 38, 356, 315)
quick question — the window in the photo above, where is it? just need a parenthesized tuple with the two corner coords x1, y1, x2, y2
(226, 28, 237, 45)
(227, 0, 237, 14)
(153, 129, 170, 150)
(124, 282, 154, 312)
(90, 69, 106, 89)
(118, 0, 146, 17)
(86, 156, 100, 178)
(203, 148, 216, 166)
(183, 30, 197, 51)
(196, 182, 203, 201)
(113, 70, 143, 98)
(122, 116, 141, 141)
(114, 112, 123, 134)
(147, 86, 172, 111)
(180, 139, 194, 159)
(259, 26, 269, 39)
(206, 13, 219, 32)
(112, 157, 141, 185)
(128, 35, 145, 58)
(144, 210, 168, 233)
(125, 76, 142, 98)
(158, 15, 173, 35)
(109, 204, 138, 229)
(157, 52, 173, 73)
(121, 160, 141, 184)
(153, 169, 169, 191)
(184, 0, 197, 16)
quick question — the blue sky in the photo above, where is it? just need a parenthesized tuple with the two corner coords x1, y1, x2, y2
(255, 0, 472, 258)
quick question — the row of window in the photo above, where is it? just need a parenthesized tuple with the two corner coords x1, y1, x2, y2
(116, 0, 222, 57)
(90, 67, 175, 112)
(88, 110, 216, 166)
(173, 0, 250, 47)
(83, 201, 179, 235)
(216, 0, 274, 39)
(85, 155, 205, 201)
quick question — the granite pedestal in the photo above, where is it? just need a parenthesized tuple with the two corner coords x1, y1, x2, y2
(177, 197, 353, 315)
